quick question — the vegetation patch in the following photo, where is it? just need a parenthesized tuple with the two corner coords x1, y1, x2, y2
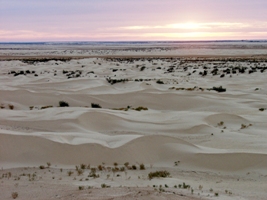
(148, 170, 170, 180)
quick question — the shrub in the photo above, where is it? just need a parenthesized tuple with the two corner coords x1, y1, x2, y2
(77, 169, 83, 176)
(8, 104, 14, 110)
(80, 164, 86, 170)
(218, 121, 224, 126)
(124, 162, 129, 167)
(41, 105, 53, 109)
(91, 103, 102, 108)
(101, 183, 110, 188)
(211, 86, 226, 93)
(78, 186, 84, 190)
(39, 165, 45, 169)
(182, 182, 190, 189)
(139, 164, 145, 170)
(148, 170, 170, 180)
(140, 66, 146, 71)
(59, 101, 69, 107)
(156, 80, 164, 84)
(134, 106, 148, 111)
(11, 192, 18, 199)
(67, 171, 73, 176)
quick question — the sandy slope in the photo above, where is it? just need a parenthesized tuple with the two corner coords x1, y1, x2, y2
(0, 44, 267, 199)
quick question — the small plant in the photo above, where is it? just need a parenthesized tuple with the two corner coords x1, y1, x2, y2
(124, 162, 129, 167)
(174, 161, 180, 166)
(215, 192, 219, 196)
(39, 165, 45, 169)
(98, 165, 103, 171)
(211, 86, 226, 93)
(139, 164, 145, 170)
(9, 104, 14, 110)
(11, 192, 18, 199)
(241, 124, 247, 129)
(134, 106, 148, 111)
(47, 162, 51, 168)
(59, 101, 69, 107)
(77, 169, 84, 176)
(101, 183, 110, 188)
(156, 80, 164, 84)
(259, 108, 266, 111)
(80, 164, 86, 169)
(182, 182, 190, 189)
(91, 103, 102, 108)
(218, 121, 224, 126)
(78, 186, 84, 190)
(67, 171, 73, 176)
(140, 66, 146, 71)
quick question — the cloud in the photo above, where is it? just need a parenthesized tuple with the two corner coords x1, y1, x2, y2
(121, 22, 250, 30)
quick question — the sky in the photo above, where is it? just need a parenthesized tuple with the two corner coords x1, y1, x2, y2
(1, 0, 267, 42)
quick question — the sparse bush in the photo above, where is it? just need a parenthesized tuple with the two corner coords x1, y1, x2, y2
(78, 186, 84, 190)
(59, 101, 69, 107)
(91, 103, 102, 108)
(67, 171, 73, 176)
(124, 162, 129, 167)
(156, 80, 164, 84)
(41, 105, 53, 109)
(101, 183, 110, 188)
(218, 121, 224, 126)
(211, 86, 226, 93)
(241, 124, 247, 129)
(174, 161, 180, 166)
(39, 165, 45, 169)
(139, 164, 145, 170)
(134, 106, 148, 111)
(80, 164, 86, 170)
(140, 66, 146, 71)
(11, 192, 18, 199)
(77, 169, 83, 176)
(148, 170, 170, 180)
(182, 182, 190, 189)
(98, 165, 103, 171)
(8, 104, 14, 110)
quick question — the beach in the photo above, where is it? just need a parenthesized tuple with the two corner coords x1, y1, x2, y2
(0, 42, 267, 199)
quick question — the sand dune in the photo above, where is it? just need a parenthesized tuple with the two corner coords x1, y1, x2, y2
(0, 44, 267, 199)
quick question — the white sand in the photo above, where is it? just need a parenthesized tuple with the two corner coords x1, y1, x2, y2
(0, 43, 267, 199)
